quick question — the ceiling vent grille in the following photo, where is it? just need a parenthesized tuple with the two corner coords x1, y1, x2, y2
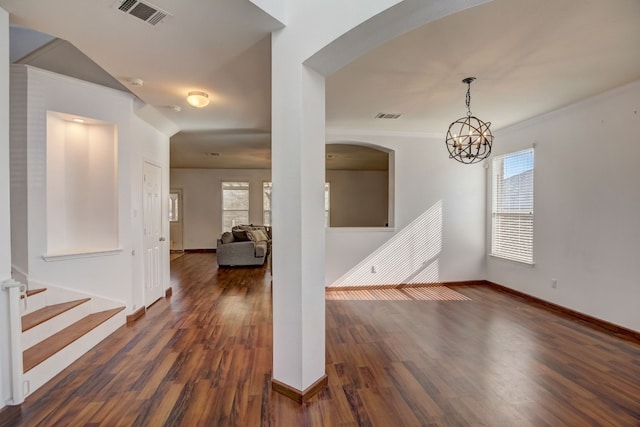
(375, 113, 402, 119)
(113, 0, 171, 26)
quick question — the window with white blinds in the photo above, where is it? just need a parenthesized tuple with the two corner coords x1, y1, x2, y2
(222, 181, 250, 232)
(262, 181, 272, 226)
(491, 148, 534, 263)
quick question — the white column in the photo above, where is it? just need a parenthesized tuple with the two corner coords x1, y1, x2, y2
(267, 0, 488, 398)
(1, 6, 14, 409)
(271, 37, 327, 393)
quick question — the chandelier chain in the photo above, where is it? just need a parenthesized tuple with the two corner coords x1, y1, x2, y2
(466, 82, 472, 117)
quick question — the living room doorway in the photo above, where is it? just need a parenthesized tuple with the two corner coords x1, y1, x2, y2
(169, 188, 184, 253)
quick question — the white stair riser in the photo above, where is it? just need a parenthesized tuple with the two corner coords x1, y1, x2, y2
(26, 282, 125, 310)
(22, 286, 122, 316)
(23, 311, 125, 397)
(22, 302, 92, 351)
(21, 292, 48, 316)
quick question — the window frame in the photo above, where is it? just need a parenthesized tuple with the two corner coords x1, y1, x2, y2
(262, 181, 272, 226)
(324, 181, 330, 227)
(490, 148, 535, 264)
(169, 192, 180, 223)
(221, 181, 250, 232)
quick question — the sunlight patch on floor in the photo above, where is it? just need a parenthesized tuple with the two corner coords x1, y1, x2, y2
(326, 286, 471, 301)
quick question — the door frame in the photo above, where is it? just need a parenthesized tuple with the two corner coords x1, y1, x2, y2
(142, 159, 165, 307)
(169, 187, 184, 252)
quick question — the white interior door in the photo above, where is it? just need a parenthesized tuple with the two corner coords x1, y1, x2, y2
(143, 162, 163, 307)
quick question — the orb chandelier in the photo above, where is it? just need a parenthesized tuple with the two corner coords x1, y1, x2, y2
(445, 77, 493, 164)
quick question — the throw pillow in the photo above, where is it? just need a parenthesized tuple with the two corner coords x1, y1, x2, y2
(221, 232, 234, 244)
(250, 229, 269, 242)
(232, 230, 253, 241)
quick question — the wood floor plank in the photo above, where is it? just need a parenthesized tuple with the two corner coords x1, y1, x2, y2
(2, 253, 640, 426)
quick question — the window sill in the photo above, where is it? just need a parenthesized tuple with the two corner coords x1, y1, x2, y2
(488, 253, 535, 267)
(43, 248, 123, 262)
(326, 227, 395, 233)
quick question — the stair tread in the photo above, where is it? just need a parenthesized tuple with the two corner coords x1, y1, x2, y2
(23, 307, 125, 373)
(21, 288, 46, 299)
(22, 298, 91, 332)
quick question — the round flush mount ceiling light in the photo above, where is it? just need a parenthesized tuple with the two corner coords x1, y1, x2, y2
(186, 91, 210, 108)
(129, 77, 144, 87)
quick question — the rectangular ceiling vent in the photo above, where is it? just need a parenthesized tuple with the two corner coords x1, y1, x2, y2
(113, 0, 172, 26)
(375, 113, 402, 119)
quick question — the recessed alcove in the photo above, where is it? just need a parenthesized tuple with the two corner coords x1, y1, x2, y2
(46, 111, 118, 256)
(325, 143, 392, 228)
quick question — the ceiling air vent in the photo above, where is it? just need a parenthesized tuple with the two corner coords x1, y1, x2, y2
(375, 113, 402, 119)
(113, 0, 172, 26)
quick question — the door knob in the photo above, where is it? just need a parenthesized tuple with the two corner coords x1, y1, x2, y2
(159, 237, 166, 242)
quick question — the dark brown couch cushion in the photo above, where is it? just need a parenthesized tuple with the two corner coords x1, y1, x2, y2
(232, 230, 253, 241)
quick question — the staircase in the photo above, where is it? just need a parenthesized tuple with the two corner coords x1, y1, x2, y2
(20, 287, 125, 396)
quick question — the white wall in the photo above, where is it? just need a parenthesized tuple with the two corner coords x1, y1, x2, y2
(326, 132, 486, 287)
(130, 112, 170, 310)
(169, 168, 388, 246)
(0, 6, 12, 410)
(487, 80, 640, 333)
(10, 66, 169, 312)
(170, 168, 271, 249)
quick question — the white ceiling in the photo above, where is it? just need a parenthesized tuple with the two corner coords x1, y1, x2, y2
(2, 0, 640, 169)
(327, 0, 640, 134)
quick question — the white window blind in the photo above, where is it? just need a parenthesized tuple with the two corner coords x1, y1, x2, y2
(324, 182, 330, 227)
(169, 192, 179, 222)
(222, 181, 249, 232)
(263, 181, 272, 226)
(491, 148, 534, 264)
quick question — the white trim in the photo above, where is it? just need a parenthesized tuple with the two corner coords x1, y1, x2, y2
(488, 253, 535, 267)
(327, 127, 443, 139)
(490, 148, 535, 265)
(326, 227, 395, 233)
(21, 65, 133, 100)
(221, 180, 251, 232)
(43, 248, 123, 262)
(496, 79, 640, 135)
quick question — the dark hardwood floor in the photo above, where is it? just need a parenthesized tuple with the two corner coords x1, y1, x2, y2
(1, 252, 640, 426)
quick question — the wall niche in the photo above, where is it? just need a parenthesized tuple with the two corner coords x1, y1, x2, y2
(325, 143, 390, 228)
(46, 111, 118, 255)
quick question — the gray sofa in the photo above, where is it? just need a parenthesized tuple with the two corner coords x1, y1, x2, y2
(216, 225, 271, 267)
